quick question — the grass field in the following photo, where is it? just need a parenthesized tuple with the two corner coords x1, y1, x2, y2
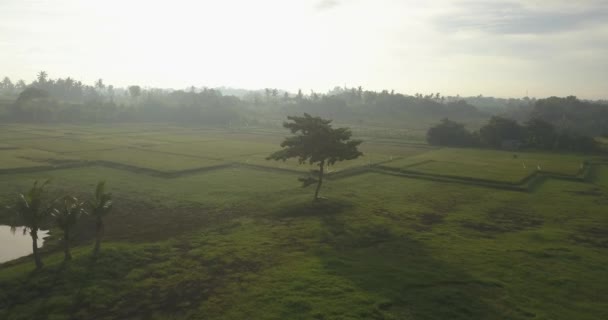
(381, 148, 587, 183)
(75, 149, 226, 172)
(0, 124, 607, 319)
(0, 148, 74, 169)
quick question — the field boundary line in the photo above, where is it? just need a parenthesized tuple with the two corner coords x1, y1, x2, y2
(369, 167, 527, 191)
(0, 155, 602, 192)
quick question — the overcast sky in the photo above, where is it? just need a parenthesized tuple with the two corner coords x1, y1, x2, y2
(1, 0, 607, 98)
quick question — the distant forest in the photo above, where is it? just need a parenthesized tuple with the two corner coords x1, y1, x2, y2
(1, 72, 607, 139)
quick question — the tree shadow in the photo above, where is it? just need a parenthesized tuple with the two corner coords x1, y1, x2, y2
(0, 246, 152, 318)
(272, 197, 355, 219)
(315, 215, 532, 319)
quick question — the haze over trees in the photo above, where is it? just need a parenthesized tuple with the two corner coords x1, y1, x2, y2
(1, 73, 607, 141)
(1, 72, 606, 153)
(0, 72, 512, 127)
(427, 115, 599, 152)
(2, 73, 606, 132)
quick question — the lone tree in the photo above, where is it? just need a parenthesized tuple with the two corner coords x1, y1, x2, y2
(90, 181, 113, 257)
(10, 180, 52, 269)
(52, 196, 87, 261)
(267, 113, 362, 201)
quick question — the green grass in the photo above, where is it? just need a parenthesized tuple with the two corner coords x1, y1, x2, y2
(358, 142, 434, 157)
(0, 148, 73, 169)
(11, 137, 115, 153)
(406, 160, 532, 183)
(238, 152, 393, 172)
(1, 124, 607, 319)
(124, 132, 221, 143)
(143, 139, 278, 160)
(73, 149, 226, 172)
(78, 135, 169, 148)
(382, 148, 586, 183)
(0, 130, 43, 141)
(2, 170, 608, 319)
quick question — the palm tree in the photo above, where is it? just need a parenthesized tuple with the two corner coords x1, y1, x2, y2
(95, 78, 105, 90)
(36, 71, 48, 84)
(10, 180, 52, 269)
(90, 181, 112, 257)
(52, 196, 86, 261)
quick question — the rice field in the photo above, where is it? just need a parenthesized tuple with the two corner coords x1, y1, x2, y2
(0, 124, 593, 183)
(381, 148, 587, 183)
(0, 148, 74, 169)
(0, 124, 607, 320)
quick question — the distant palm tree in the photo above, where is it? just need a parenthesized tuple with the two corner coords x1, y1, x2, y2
(52, 196, 87, 261)
(89, 181, 112, 257)
(95, 78, 105, 90)
(10, 180, 52, 269)
(36, 71, 48, 84)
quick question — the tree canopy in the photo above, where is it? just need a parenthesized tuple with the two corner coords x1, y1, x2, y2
(426, 116, 598, 152)
(427, 118, 476, 147)
(268, 113, 362, 200)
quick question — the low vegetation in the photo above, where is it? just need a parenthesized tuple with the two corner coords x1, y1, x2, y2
(427, 115, 599, 152)
(0, 122, 607, 319)
(51, 195, 86, 261)
(9, 180, 51, 269)
(7, 180, 112, 268)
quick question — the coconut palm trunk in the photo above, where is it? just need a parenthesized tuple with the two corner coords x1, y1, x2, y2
(52, 195, 86, 262)
(30, 228, 43, 269)
(63, 230, 72, 261)
(12, 180, 52, 270)
(93, 217, 104, 257)
(90, 181, 112, 258)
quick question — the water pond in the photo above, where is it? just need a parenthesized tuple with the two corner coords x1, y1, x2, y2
(0, 225, 48, 263)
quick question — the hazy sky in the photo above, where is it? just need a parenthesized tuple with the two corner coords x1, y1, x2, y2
(1, 0, 607, 98)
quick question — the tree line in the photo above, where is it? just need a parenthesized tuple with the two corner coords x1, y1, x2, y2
(0, 72, 488, 126)
(1, 72, 242, 125)
(8, 180, 113, 269)
(427, 116, 599, 152)
(2, 71, 606, 137)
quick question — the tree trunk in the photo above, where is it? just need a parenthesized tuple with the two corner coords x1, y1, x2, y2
(93, 217, 103, 257)
(63, 230, 71, 261)
(30, 228, 43, 269)
(314, 161, 325, 201)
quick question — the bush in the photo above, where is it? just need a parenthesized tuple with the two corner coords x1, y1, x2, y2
(426, 118, 476, 147)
